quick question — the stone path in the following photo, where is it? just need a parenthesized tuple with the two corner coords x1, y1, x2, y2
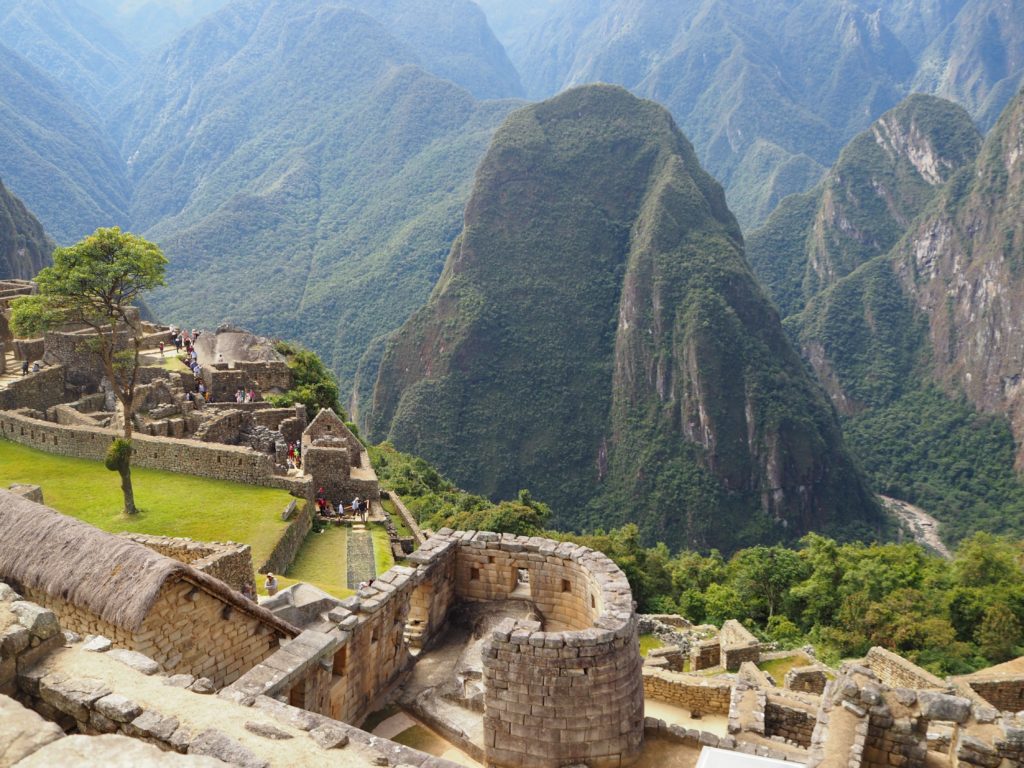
(346, 524, 376, 587)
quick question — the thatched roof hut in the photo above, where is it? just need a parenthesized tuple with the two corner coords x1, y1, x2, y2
(0, 489, 297, 636)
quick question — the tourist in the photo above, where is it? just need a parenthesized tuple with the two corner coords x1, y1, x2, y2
(31, 361, 40, 373)
(240, 583, 256, 601)
(174, 334, 182, 352)
(338, 499, 346, 518)
(197, 382, 207, 400)
(360, 498, 369, 522)
(351, 497, 360, 518)
(235, 388, 244, 403)
(247, 388, 256, 402)
(158, 341, 165, 357)
(264, 572, 278, 597)
(20, 359, 28, 376)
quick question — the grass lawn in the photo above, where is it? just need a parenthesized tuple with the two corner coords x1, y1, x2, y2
(639, 634, 664, 657)
(758, 653, 814, 682)
(0, 439, 294, 566)
(372, 525, 396, 574)
(274, 524, 353, 599)
(381, 497, 412, 538)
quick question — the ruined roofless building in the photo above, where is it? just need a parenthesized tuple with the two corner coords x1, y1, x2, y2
(0, 490, 298, 687)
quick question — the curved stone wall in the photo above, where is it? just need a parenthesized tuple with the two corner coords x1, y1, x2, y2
(429, 530, 645, 768)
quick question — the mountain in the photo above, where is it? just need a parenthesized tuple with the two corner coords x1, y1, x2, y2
(367, 85, 885, 552)
(792, 85, 1024, 542)
(0, 0, 136, 105)
(913, 0, 1024, 129)
(747, 94, 981, 320)
(86, 0, 233, 51)
(0, 42, 130, 245)
(115, 0, 519, 394)
(0, 178, 53, 280)
(480, 0, 1024, 230)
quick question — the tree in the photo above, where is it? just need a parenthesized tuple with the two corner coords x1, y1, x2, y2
(10, 227, 166, 514)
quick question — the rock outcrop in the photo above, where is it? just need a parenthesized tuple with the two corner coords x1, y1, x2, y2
(0, 178, 52, 280)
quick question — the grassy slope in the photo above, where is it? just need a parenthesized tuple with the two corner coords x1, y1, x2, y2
(0, 439, 292, 565)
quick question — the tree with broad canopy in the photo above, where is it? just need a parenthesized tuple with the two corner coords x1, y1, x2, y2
(10, 227, 167, 515)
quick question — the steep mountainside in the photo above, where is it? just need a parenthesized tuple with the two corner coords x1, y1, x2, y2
(0, 43, 130, 245)
(368, 85, 884, 552)
(115, 0, 518, 392)
(482, 0, 1024, 229)
(793, 85, 1024, 541)
(914, 0, 1024, 129)
(0, 0, 136, 104)
(747, 95, 981, 320)
(87, 0, 232, 51)
(0, 179, 53, 280)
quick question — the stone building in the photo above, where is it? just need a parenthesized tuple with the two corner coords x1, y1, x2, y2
(0, 490, 298, 687)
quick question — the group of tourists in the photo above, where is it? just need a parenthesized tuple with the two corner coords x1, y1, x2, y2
(286, 442, 301, 470)
(234, 388, 257, 403)
(314, 487, 370, 521)
(19, 360, 40, 375)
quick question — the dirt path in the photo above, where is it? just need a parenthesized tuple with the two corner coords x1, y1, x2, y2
(881, 496, 952, 559)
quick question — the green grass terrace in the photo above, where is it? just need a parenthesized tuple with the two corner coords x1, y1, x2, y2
(0, 439, 294, 567)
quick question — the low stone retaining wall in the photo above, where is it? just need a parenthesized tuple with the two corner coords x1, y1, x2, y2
(785, 664, 830, 695)
(258, 501, 313, 576)
(720, 620, 760, 671)
(764, 691, 818, 748)
(384, 490, 426, 545)
(0, 409, 293, 489)
(642, 667, 731, 714)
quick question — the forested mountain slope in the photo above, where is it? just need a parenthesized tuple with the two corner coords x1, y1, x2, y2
(368, 85, 884, 553)
(0, 43, 130, 245)
(792, 85, 1024, 542)
(747, 95, 981, 321)
(480, 0, 1024, 229)
(0, 0, 135, 105)
(113, 0, 519, 394)
(0, 179, 52, 280)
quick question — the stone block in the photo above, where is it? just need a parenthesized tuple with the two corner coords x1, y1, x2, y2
(39, 674, 111, 721)
(126, 710, 180, 742)
(309, 723, 351, 750)
(0, 692, 65, 766)
(10, 602, 60, 640)
(107, 648, 161, 675)
(95, 693, 143, 723)
(0, 583, 21, 602)
(82, 635, 112, 653)
(188, 728, 270, 768)
(245, 721, 293, 740)
(918, 691, 971, 724)
(12, 734, 226, 767)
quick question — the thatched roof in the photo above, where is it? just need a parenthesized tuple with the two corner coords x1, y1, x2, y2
(0, 490, 298, 636)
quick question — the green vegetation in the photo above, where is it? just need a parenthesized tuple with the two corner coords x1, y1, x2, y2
(370, 85, 882, 553)
(0, 178, 53, 280)
(277, 526, 353, 599)
(748, 95, 980, 322)
(758, 653, 815, 681)
(638, 634, 663, 657)
(372, 526, 396, 575)
(267, 341, 344, 417)
(384, 439, 1023, 676)
(0, 439, 293, 566)
(381, 497, 412, 538)
(10, 226, 167, 514)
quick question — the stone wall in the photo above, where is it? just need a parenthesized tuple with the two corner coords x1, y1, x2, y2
(764, 692, 817, 747)
(0, 365, 66, 411)
(642, 668, 731, 714)
(120, 534, 255, 593)
(20, 579, 282, 688)
(0, 583, 65, 697)
(966, 677, 1024, 713)
(785, 664, 830, 695)
(0, 410, 291, 489)
(720, 619, 760, 671)
(385, 491, 426, 545)
(258, 501, 312, 576)
(864, 646, 946, 690)
(690, 638, 721, 670)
